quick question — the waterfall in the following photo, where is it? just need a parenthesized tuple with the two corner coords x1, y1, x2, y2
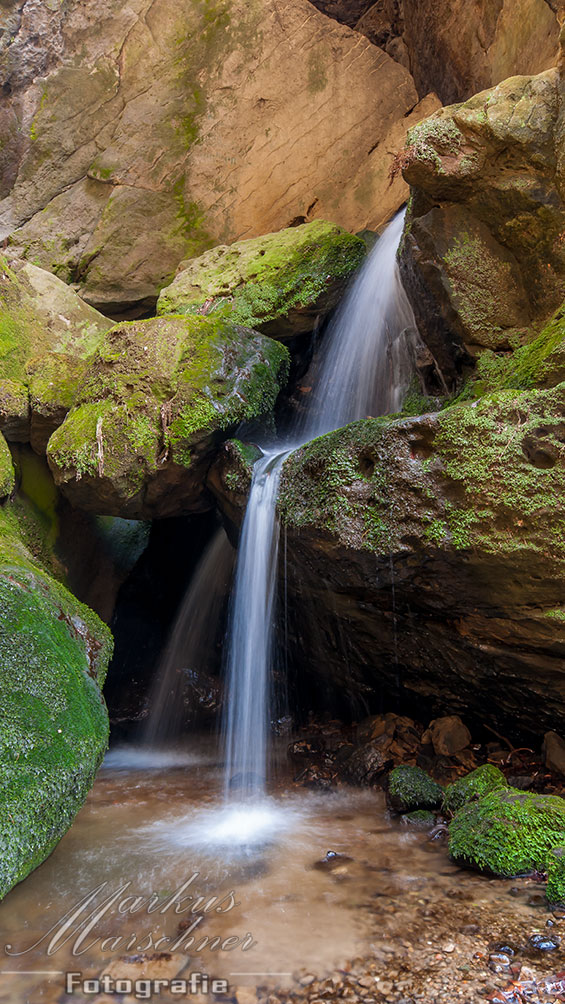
(222, 209, 416, 801)
(143, 529, 233, 746)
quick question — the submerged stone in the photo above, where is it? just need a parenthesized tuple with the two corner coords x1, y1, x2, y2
(157, 221, 366, 340)
(448, 788, 565, 879)
(47, 314, 289, 518)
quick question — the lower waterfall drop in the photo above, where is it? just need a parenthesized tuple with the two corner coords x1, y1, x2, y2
(221, 209, 417, 808)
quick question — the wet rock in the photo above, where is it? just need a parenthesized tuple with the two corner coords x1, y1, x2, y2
(449, 788, 565, 892)
(529, 932, 561, 951)
(387, 765, 444, 813)
(339, 740, 393, 786)
(543, 731, 565, 776)
(400, 809, 436, 829)
(294, 765, 336, 791)
(422, 716, 471, 757)
(443, 764, 508, 815)
(546, 847, 565, 906)
(313, 850, 353, 871)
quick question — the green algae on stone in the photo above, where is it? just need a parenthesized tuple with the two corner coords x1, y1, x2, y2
(387, 765, 443, 813)
(448, 788, 565, 878)
(401, 809, 437, 829)
(0, 255, 111, 446)
(443, 764, 508, 816)
(0, 434, 14, 499)
(0, 506, 112, 898)
(546, 847, 565, 905)
(156, 221, 366, 340)
(47, 314, 290, 517)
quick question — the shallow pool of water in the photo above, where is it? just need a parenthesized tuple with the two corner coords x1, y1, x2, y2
(0, 743, 561, 1004)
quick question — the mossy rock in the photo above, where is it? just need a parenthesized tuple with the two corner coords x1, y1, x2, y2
(0, 256, 111, 448)
(448, 788, 565, 879)
(387, 765, 443, 813)
(460, 303, 565, 402)
(546, 846, 565, 905)
(47, 314, 290, 518)
(0, 504, 112, 898)
(401, 809, 437, 829)
(0, 435, 14, 500)
(443, 764, 508, 816)
(156, 221, 366, 340)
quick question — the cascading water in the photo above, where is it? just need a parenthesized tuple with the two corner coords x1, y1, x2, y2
(143, 528, 233, 746)
(221, 209, 417, 805)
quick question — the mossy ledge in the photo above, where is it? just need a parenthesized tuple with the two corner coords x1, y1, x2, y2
(0, 504, 112, 898)
(156, 221, 367, 340)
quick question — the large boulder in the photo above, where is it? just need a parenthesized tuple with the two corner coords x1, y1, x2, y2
(0, 255, 112, 449)
(211, 381, 565, 736)
(0, 501, 112, 898)
(157, 221, 367, 340)
(399, 69, 565, 386)
(47, 314, 289, 518)
(0, 0, 430, 313)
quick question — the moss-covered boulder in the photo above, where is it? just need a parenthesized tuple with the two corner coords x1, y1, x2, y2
(398, 70, 565, 385)
(448, 788, 565, 879)
(157, 222, 366, 340)
(0, 434, 14, 499)
(401, 809, 437, 829)
(209, 381, 565, 734)
(0, 256, 111, 449)
(387, 765, 443, 813)
(546, 846, 565, 905)
(459, 301, 565, 402)
(443, 765, 508, 816)
(47, 314, 289, 518)
(0, 504, 112, 898)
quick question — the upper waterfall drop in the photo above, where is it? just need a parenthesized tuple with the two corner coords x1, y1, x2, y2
(220, 210, 417, 809)
(299, 209, 416, 440)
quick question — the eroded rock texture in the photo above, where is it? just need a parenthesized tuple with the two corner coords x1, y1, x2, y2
(399, 69, 565, 386)
(0, 0, 429, 312)
(309, 0, 561, 103)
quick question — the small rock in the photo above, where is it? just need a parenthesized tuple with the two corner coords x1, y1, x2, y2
(443, 942, 456, 953)
(313, 849, 353, 871)
(423, 715, 471, 756)
(543, 731, 565, 776)
(529, 932, 561, 951)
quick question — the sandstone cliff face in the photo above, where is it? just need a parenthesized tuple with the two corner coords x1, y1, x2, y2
(309, 0, 561, 103)
(0, 0, 430, 312)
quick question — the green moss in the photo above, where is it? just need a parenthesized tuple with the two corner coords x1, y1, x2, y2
(387, 765, 444, 813)
(406, 115, 463, 174)
(443, 764, 508, 816)
(157, 221, 366, 338)
(546, 847, 565, 905)
(442, 231, 516, 346)
(0, 505, 112, 898)
(448, 788, 565, 879)
(460, 304, 565, 400)
(48, 314, 289, 506)
(401, 809, 436, 829)
(0, 435, 14, 499)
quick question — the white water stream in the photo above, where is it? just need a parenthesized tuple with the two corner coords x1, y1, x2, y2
(221, 210, 417, 812)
